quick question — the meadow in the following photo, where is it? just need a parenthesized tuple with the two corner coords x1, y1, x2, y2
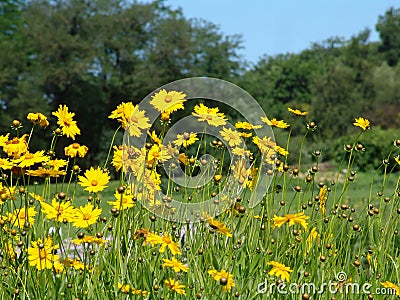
(0, 84, 399, 300)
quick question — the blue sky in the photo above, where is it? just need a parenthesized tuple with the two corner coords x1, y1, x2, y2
(162, 0, 398, 64)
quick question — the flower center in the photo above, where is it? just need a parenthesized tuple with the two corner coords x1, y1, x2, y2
(164, 95, 173, 103)
(25, 153, 34, 159)
(206, 115, 213, 120)
(72, 143, 80, 149)
(130, 116, 139, 123)
(91, 180, 98, 186)
(152, 151, 160, 158)
(39, 249, 47, 259)
(83, 213, 92, 220)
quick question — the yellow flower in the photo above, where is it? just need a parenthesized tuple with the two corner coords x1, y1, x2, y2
(26, 167, 66, 177)
(162, 257, 189, 273)
(319, 185, 328, 216)
(275, 145, 289, 156)
(108, 189, 135, 210)
(109, 102, 151, 137)
(64, 143, 88, 158)
(268, 261, 293, 282)
(220, 127, 242, 147)
(208, 269, 235, 292)
(145, 232, 181, 255)
(71, 235, 107, 246)
(111, 145, 123, 172)
(174, 132, 199, 148)
(0, 183, 16, 204)
(164, 278, 186, 295)
(252, 136, 276, 155)
(150, 89, 186, 114)
(72, 203, 102, 228)
(231, 147, 252, 157)
(78, 166, 110, 193)
(192, 103, 227, 127)
(288, 107, 308, 116)
(7, 207, 37, 229)
(0, 133, 10, 147)
(235, 121, 262, 130)
(306, 227, 320, 250)
(148, 130, 162, 145)
(118, 283, 150, 296)
(272, 212, 309, 230)
(27, 112, 49, 128)
(380, 281, 400, 297)
(2, 134, 28, 158)
(261, 117, 290, 129)
(395, 156, 400, 166)
(52, 105, 81, 140)
(4, 241, 16, 261)
(59, 258, 86, 270)
(147, 144, 172, 164)
(40, 198, 76, 222)
(27, 237, 60, 270)
(0, 158, 13, 170)
(13, 150, 49, 168)
(353, 117, 370, 131)
(47, 159, 68, 170)
(206, 216, 232, 237)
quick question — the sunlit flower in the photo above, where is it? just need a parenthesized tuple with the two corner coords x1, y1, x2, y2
(235, 121, 262, 130)
(109, 102, 151, 137)
(268, 261, 293, 282)
(164, 278, 186, 295)
(220, 127, 242, 147)
(380, 281, 400, 297)
(4, 241, 16, 261)
(111, 145, 123, 171)
(252, 136, 276, 155)
(231, 147, 252, 157)
(0, 133, 10, 147)
(2, 134, 28, 158)
(145, 232, 181, 255)
(0, 183, 16, 204)
(208, 269, 235, 292)
(261, 117, 290, 129)
(162, 257, 189, 273)
(40, 198, 76, 222)
(147, 144, 172, 164)
(395, 156, 400, 166)
(192, 103, 227, 127)
(14, 150, 49, 168)
(319, 185, 328, 216)
(275, 145, 289, 156)
(7, 207, 37, 229)
(0, 158, 13, 170)
(148, 130, 162, 145)
(206, 216, 232, 237)
(72, 235, 107, 246)
(59, 258, 86, 270)
(118, 283, 150, 296)
(72, 203, 102, 228)
(272, 212, 309, 230)
(27, 237, 60, 270)
(174, 132, 198, 148)
(47, 159, 68, 170)
(108, 189, 135, 210)
(78, 166, 110, 193)
(353, 117, 370, 131)
(288, 107, 308, 116)
(306, 227, 320, 250)
(26, 167, 66, 177)
(27, 112, 49, 128)
(64, 143, 88, 158)
(52, 105, 81, 140)
(150, 89, 186, 114)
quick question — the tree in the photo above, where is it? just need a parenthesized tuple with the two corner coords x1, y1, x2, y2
(376, 7, 400, 66)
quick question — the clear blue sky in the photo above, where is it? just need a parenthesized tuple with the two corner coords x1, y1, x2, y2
(161, 0, 398, 63)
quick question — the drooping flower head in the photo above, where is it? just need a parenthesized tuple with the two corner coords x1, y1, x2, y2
(64, 143, 89, 158)
(52, 105, 81, 140)
(27, 112, 49, 128)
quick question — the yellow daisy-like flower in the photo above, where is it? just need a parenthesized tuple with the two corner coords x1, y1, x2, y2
(0, 133, 10, 147)
(231, 147, 252, 157)
(147, 144, 172, 164)
(40, 198, 76, 222)
(275, 145, 289, 156)
(261, 117, 290, 129)
(319, 185, 328, 216)
(27, 237, 60, 270)
(208, 269, 235, 292)
(72, 203, 102, 228)
(174, 132, 199, 148)
(272, 212, 309, 230)
(71, 235, 107, 246)
(164, 278, 186, 295)
(306, 227, 320, 250)
(0, 183, 16, 204)
(192, 103, 227, 127)
(7, 206, 37, 229)
(380, 281, 400, 297)
(162, 257, 189, 273)
(145, 232, 181, 255)
(111, 145, 123, 172)
(59, 258, 86, 270)
(27, 112, 49, 128)
(235, 121, 262, 130)
(13, 150, 49, 168)
(26, 167, 66, 178)
(78, 166, 110, 193)
(395, 156, 400, 166)
(118, 283, 150, 296)
(52, 105, 81, 140)
(220, 127, 242, 147)
(107, 189, 135, 210)
(150, 89, 186, 114)
(109, 102, 151, 137)
(268, 261, 293, 282)
(4, 241, 16, 261)
(47, 159, 68, 170)
(2, 134, 28, 158)
(288, 107, 308, 116)
(0, 158, 13, 170)
(148, 130, 162, 145)
(206, 216, 232, 237)
(353, 117, 370, 131)
(252, 136, 276, 155)
(64, 143, 89, 158)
